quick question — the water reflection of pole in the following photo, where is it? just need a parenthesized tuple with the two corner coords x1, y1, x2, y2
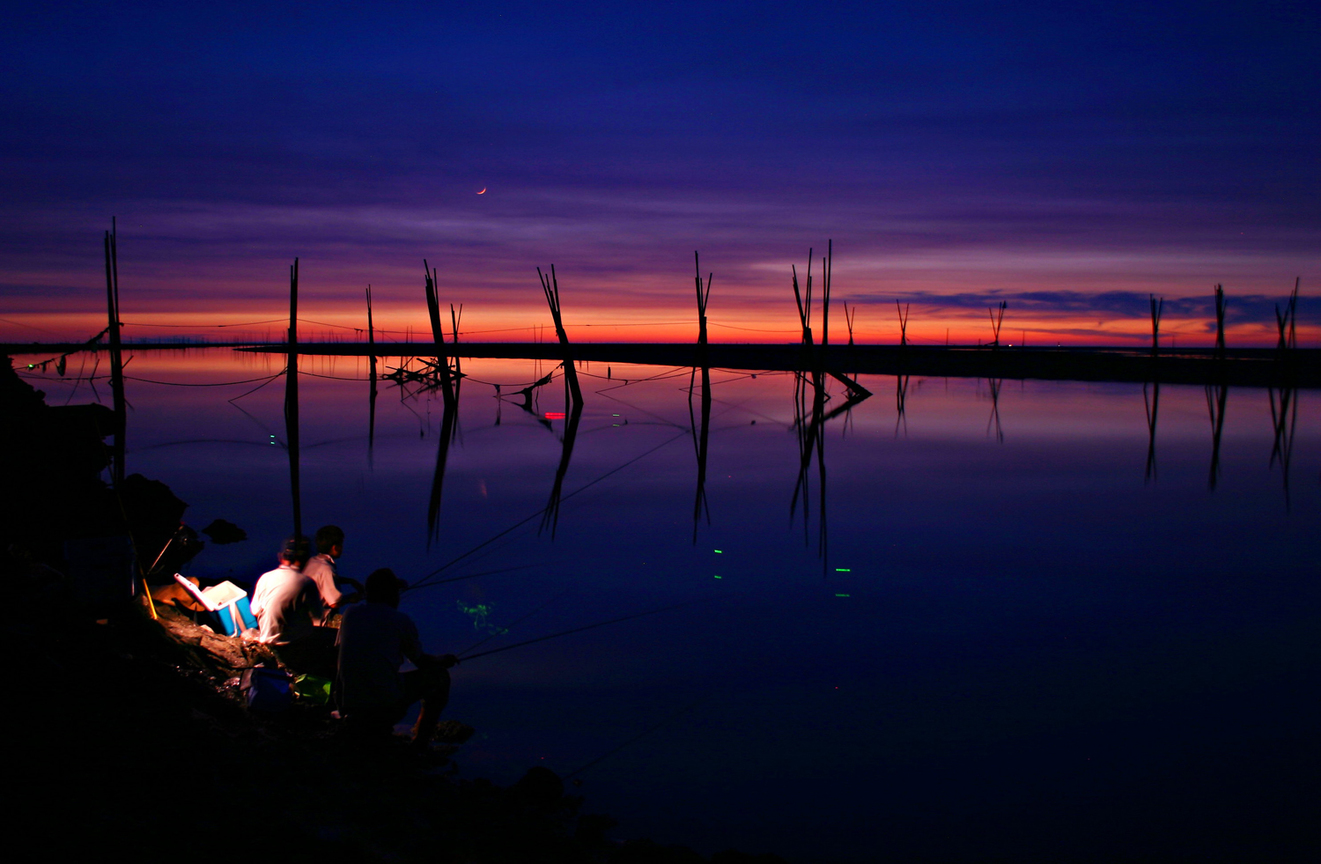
(1205, 383, 1228, 490)
(1268, 385, 1297, 509)
(1204, 285, 1229, 489)
(1143, 380, 1160, 483)
(688, 365, 712, 542)
(690, 253, 714, 541)
(540, 399, 583, 538)
(985, 378, 1004, 443)
(427, 375, 461, 546)
(790, 370, 829, 574)
(284, 258, 302, 538)
(895, 374, 909, 437)
(102, 219, 126, 485)
(1268, 279, 1300, 508)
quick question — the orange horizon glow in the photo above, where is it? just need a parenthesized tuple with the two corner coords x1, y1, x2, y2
(2, 252, 1312, 348)
(3, 304, 1311, 349)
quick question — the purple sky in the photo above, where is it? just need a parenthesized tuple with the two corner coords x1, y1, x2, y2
(1, 1, 1317, 344)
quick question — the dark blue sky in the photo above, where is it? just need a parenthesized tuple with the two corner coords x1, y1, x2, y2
(2, 1, 1316, 343)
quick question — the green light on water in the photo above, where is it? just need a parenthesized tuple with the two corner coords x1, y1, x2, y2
(457, 601, 509, 636)
(835, 593, 850, 598)
(835, 568, 851, 572)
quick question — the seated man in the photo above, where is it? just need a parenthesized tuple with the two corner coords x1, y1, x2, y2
(250, 536, 332, 675)
(303, 525, 345, 611)
(336, 568, 457, 748)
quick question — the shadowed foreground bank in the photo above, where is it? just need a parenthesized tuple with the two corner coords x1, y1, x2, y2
(8, 592, 785, 864)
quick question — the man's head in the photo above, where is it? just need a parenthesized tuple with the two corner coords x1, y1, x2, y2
(364, 567, 406, 607)
(279, 535, 312, 569)
(314, 525, 345, 557)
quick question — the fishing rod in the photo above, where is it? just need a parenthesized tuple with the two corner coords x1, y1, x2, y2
(458, 593, 726, 662)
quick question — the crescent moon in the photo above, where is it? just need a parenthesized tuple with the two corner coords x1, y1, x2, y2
(477, 188, 486, 194)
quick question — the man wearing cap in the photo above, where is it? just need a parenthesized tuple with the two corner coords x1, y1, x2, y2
(250, 536, 330, 673)
(336, 568, 457, 747)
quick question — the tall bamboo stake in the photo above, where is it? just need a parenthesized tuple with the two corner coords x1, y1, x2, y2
(693, 251, 712, 351)
(1213, 284, 1227, 360)
(447, 302, 464, 378)
(421, 261, 456, 404)
(790, 250, 814, 347)
(366, 285, 377, 465)
(537, 265, 582, 405)
(988, 301, 1007, 348)
(103, 220, 126, 485)
(1149, 294, 1164, 356)
(821, 240, 832, 348)
(285, 258, 302, 538)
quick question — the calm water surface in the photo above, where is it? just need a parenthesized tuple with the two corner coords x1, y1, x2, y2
(22, 350, 1319, 862)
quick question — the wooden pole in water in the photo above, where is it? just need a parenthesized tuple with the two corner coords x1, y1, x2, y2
(421, 261, 456, 403)
(423, 260, 445, 347)
(790, 250, 815, 347)
(285, 258, 302, 539)
(1213, 284, 1227, 360)
(537, 265, 582, 405)
(366, 285, 377, 464)
(103, 220, 126, 485)
(449, 303, 463, 377)
(693, 251, 711, 352)
(988, 301, 1006, 349)
(821, 240, 832, 348)
(1149, 294, 1164, 357)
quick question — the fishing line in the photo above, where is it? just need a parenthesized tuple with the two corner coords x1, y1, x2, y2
(227, 369, 285, 403)
(125, 373, 285, 387)
(458, 589, 574, 656)
(407, 428, 689, 590)
(458, 594, 722, 662)
(406, 563, 541, 592)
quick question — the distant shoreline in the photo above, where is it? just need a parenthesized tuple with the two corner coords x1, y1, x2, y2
(8, 341, 1319, 388)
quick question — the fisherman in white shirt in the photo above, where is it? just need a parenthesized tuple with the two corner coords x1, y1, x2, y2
(250, 536, 332, 674)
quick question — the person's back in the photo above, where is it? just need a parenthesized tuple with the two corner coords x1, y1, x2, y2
(335, 568, 455, 746)
(336, 600, 420, 713)
(251, 563, 321, 645)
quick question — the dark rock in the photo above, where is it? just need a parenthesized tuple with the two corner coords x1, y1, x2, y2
(202, 518, 247, 544)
